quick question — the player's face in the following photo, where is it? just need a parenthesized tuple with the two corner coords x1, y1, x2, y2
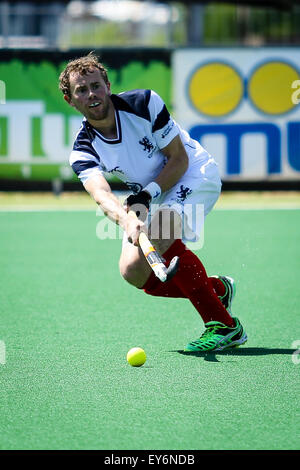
(67, 68, 113, 121)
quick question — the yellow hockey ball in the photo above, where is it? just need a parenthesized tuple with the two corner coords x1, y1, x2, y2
(127, 347, 146, 367)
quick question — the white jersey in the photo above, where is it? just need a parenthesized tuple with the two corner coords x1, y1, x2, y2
(69, 89, 211, 192)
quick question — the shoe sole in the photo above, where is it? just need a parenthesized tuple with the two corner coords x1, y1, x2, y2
(185, 333, 248, 352)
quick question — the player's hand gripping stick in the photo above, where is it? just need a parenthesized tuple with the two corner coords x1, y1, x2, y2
(128, 210, 179, 283)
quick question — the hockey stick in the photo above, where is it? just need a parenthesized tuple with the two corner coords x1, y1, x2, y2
(128, 210, 179, 282)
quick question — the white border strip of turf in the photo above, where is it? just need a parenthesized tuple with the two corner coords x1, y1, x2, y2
(215, 206, 300, 211)
(0, 207, 96, 212)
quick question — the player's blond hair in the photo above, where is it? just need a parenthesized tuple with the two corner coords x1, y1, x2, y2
(59, 52, 109, 98)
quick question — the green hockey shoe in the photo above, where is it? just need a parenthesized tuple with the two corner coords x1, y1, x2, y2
(185, 317, 247, 352)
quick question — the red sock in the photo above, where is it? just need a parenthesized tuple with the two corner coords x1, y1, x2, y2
(143, 272, 185, 298)
(143, 239, 235, 327)
(209, 277, 226, 297)
(143, 273, 227, 300)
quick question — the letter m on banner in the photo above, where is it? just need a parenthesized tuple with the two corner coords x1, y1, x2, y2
(190, 123, 281, 175)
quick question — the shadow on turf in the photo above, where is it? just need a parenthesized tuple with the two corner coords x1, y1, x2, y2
(172, 348, 296, 362)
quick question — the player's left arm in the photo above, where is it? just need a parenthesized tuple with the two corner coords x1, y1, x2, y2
(154, 134, 189, 193)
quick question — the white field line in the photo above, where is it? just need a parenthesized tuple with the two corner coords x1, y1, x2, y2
(0, 205, 299, 212)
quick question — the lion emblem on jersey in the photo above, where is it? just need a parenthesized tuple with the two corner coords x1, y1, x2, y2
(176, 185, 192, 203)
(139, 136, 155, 156)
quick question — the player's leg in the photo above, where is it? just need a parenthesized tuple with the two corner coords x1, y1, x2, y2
(144, 212, 236, 327)
(145, 160, 247, 351)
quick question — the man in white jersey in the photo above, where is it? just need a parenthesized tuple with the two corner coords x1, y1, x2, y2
(59, 53, 247, 351)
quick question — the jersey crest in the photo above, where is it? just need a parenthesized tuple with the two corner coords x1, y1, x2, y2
(139, 136, 155, 157)
(176, 185, 193, 203)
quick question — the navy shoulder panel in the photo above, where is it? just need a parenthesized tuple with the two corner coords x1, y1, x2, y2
(73, 122, 99, 160)
(111, 89, 151, 122)
(71, 160, 98, 176)
(152, 105, 170, 133)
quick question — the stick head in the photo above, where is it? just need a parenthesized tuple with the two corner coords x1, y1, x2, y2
(165, 256, 180, 281)
(152, 256, 180, 282)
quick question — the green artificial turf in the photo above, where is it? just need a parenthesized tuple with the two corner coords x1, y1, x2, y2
(0, 208, 299, 450)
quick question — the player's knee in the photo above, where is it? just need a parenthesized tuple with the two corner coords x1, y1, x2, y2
(119, 257, 147, 288)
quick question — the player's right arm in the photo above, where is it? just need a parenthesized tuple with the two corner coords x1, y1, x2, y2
(84, 174, 145, 245)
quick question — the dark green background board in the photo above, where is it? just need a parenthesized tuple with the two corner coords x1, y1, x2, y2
(0, 208, 299, 450)
(0, 48, 171, 112)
